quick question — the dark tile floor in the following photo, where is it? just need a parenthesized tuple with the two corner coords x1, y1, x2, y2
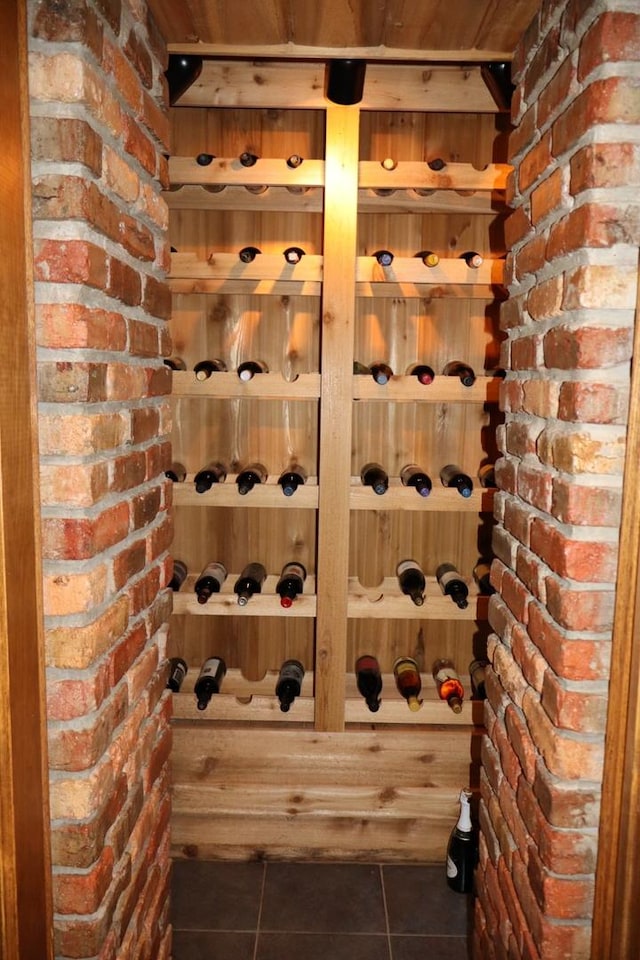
(171, 861, 472, 960)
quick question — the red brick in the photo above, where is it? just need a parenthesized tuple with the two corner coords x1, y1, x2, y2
(127, 646, 159, 706)
(146, 364, 172, 396)
(504, 204, 532, 248)
(530, 168, 564, 225)
(538, 424, 626, 476)
(30, 115, 102, 175)
(139, 88, 170, 152)
(38, 361, 108, 403)
(515, 546, 547, 603)
(40, 460, 110, 508)
(127, 565, 162, 617)
(522, 688, 604, 780)
(131, 406, 160, 445)
(551, 475, 622, 527)
(537, 57, 575, 130)
(511, 333, 542, 371)
(527, 844, 594, 919)
(533, 758, 601, 830)
(34, 238, 108, 289)
(129, 318, 161, 357)
(558, 381, 630, 425)
(494, 456, 517, 496)
(516, 776, 598, 875)
(505, 701, 538, 784)
(570, 142, 640, 193)
(504, 496, 535, 547)
(32, 0, 103, 54)
(553, 77, 640, 157)
(500, 294, 528, 331)
(546, 204, 640, 260)
(524, 23, 563, 102)
(545, 575, 615, 631)
(521, 379, 560, 419)
(123, 112, 157, 176)
(514, 234, 547, 281)
(491, 638, 530, 710)
(94, 0, 121, 34)
(48, 685, 128, 772)
(113, 538, 147, 589)
(500, 378, 524, 413)
(529, 517, 619, 582)
(47, 664, 111, 721)
(53, 846, 115, 917)
(563, 265, 638, 310)
(112, 451, 147, 492)
(124, 26, 153, 89)
(579, 12, 640, 81)
(46, 597, 130, 670)
(143, 275, 171, 320)
(41, 501, 130, 560)
(516, 462, 553, 513)
(541, 670, 609, 734)
(50, 774, 128, 868)
(519, 133, 553, 193)
(509, 106, 537, 162)
(107, 256, 142, 306)
(545, 322, 633, 370)
(36, 303, 127, 351)
(109, 623, 147, 688)
(527, 601, 611, 682)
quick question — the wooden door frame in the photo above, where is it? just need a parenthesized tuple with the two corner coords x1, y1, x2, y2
(0, 0, 54, 956)
(591, 256, 640, 958)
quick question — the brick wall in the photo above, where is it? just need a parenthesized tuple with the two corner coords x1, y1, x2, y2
(28, 1, 173, 956)
(474, 1, 640, 958)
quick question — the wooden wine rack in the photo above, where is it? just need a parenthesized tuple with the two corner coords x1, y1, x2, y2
(167, 66, 508, 862)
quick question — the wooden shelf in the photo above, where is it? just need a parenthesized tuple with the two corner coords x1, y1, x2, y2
(349, 479, 495, 512)
(171, 370, 321, 400)
(168, 156, 325, 188)
(172, 574, 317, 617)
(358, 160, 510, 191)
(353, 374, 501, 403)
(170, 668, 484, 726)
(172, 475, 319, 509)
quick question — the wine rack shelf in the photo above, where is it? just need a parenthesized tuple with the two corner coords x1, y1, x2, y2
(348, 481, 495, 512)
(171, 370, 322, 400)
(171, 668, 484, 726)
(172, 476, 319, 509)
(171, 575, 488, 621)
(352, 374, 500, 403)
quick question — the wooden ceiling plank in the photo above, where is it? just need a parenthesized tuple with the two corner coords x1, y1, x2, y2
(166, 41, 515, 61)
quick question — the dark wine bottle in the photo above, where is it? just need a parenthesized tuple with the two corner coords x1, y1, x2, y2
(373, 249, 394, 266)
(460, 251, 483, 268)
(415, 249, 440, 267)
(163, 357, 187, 371)
(432, 658, 465, 714)
(165, 461, 186, 482)
(245, 183, 268, 194)
(446, 789, 475, 893)
(360, 462, 389, 496)
(194, 656, 226, 711)
(196, 152, 214, 166)
(278, 465, 307, 497)
(369, 361, 393, 385)
(473, 559, 495, 596)
(440, 464, 473, 499)
(275, 659, 305, 712)
(166, 657, 188, 692)
(239, 151, 258, 167)
(236, 463, 267, 495)
(286, 154, 303, 168)
(194, 561, 227, 604)
(397, 559, 426, 607)
(428, 157, 447, 171)
(477, 463, 496, 488)
(238, 246, 261, 263)
(443, 360, 476, 387)
(276, 561, 307, 608)
(407, 362, 435, 385)
(283, 246, 305, 264)
(469, 659, 489, 700)
(194, 358, 227, 380)
(234, 562, 267, 606)
(355, 654, 383, 713)
(194, 460, 227, 493)
(237, 359, 268, 381)
(436, 562, 469, 609)
(393, 656, 422, 712)
(400, 464, 432, 498)
(165, 53, 203, 105)
(168, 559, 188, 591)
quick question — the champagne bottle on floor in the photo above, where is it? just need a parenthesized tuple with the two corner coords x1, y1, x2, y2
(446, 789, 475, 893)
(355, 654, 383, 713)
(275, 659, 305, 712)
(194, 657, 226, 711)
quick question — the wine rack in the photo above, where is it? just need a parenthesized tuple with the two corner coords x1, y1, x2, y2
(167, 75, 507, 861)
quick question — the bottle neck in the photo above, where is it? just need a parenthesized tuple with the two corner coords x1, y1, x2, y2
(457, 791, 472, 832)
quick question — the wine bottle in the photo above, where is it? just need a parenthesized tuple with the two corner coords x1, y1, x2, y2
(194, 460, 227, 493)
(469, 659, 489, 700)
(286, 154, 303, 168)
(194, 656, 226, 711)
(428, 157, 447, 171)
(373, 249, 394, 266)
(369, 361, 393, 385)
(234, 562, 267, 606)
(415, 250, 440, 267)
(396, 559, 426, 606)
(165, 53, 203, 105)
(236, 462, 267, 495)
(477, 463, 496, 488)
(473, 559, 495, 596)
(194, 560, 227, 604)
(380, 157, 397, 170)
(355, 654, 383, 713)
(353, 360, 371, 376)
(407, 362, 435, 385)
(460, 251, 483, 268)
(245, 183, 268, 194)
(163, 357, 187, 371)
(400, 464, 432, 498)
(443, 360, 476, 387)
(283, 246, 305, 264)
(275, 659, 305, 712)
(194, 358, 227, 380)
(446, 788, 475, 893)
(239, 151, 258, 167)
(166, 657, 188, 692)
(432, 658, 465, 713)
(238, 246, 261, 263)
(196, 152, 214, 166)
(168, 559, 188, 591)
(440, 464, 473, 499)
(278, 464, 307, 497)
(276, 561, 307, 608)
(436, 562, 469, 609)
(165, 461, 186, 482)
(360, 462, 389, 496)
(237, 359, 268, 381)
(393, 656, 423, 712)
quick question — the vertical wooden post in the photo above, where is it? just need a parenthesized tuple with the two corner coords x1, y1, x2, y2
(0, 0, 54, 956)
(315, 104, 360, 731)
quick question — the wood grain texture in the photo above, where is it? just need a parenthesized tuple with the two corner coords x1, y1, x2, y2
(0, 0, 53, 955)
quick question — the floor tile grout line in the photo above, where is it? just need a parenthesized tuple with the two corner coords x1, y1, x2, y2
(379, 863, 393, 960)
(252, 861, 268, 960)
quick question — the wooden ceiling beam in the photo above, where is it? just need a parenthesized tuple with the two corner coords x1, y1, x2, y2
(167, 42, 514, 62)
